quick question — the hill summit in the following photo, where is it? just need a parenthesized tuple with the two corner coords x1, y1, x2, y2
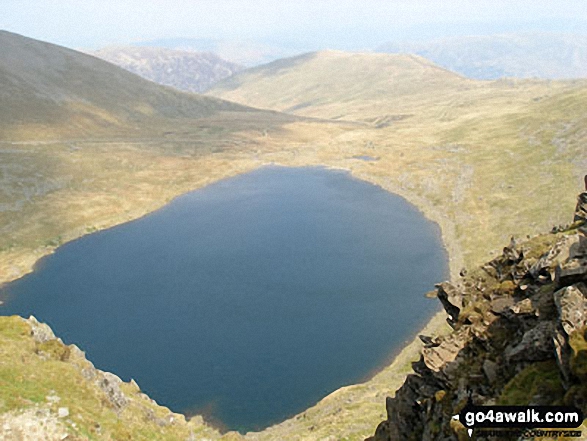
(207, 50, 466, 121)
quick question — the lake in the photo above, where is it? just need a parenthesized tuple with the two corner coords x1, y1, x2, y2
(0, 166, 448, 432)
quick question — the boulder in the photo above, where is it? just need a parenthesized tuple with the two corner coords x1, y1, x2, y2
(528, 234, 581, 281)
(26, 316, 56, 343)
(96, 372, 128, 411)
(555, 258, 587, 288)
(423, 329, 470, 372)
(554, 283, 587, 336)
(505, 321, 554, 363)
(435, 282, 462, 326)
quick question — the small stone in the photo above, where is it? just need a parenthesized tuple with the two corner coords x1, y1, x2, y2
(57, 407, 69, 418)
(510, 298, 538, 315)
(130, 378, 140, 392)
(45, 394, 60, 404)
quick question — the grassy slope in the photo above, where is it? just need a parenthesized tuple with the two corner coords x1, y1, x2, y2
(0, 30, 253, 141)
(0, 31, 305, 285)
(0, 316, 227, 440)
(1, 39, 587, 440)
(208, 50, 468, 121)
(208, 51, 587, 267)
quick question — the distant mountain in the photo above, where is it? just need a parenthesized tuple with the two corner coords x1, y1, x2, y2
(89, 46, 243, 93)
(207, 50, 467, 121)
(133, 37, 307, 67)
(376, 33, 587, 80)
(0, 31, 252, 140)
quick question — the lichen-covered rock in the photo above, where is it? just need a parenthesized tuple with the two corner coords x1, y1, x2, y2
(555, 283, 587, 336)
(96, 372, 129, 411)
(27, 315, 56, 343)
(529, 234, 582, 281)
(505, 321, 554, 362)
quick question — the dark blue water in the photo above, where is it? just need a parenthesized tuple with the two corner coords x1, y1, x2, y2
(0, 166, 447, 432)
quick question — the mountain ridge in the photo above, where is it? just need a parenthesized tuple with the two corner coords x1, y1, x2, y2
(87, 46, 243, 94)
(0, 30, 256, 140)
(207, 50, 469, 121)
(376, 33, 587, 80)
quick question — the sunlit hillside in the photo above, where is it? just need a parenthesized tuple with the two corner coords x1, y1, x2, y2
(1, 31, 587, 441)
(209, 50, 587, 267)
(0, 31, 258, 141)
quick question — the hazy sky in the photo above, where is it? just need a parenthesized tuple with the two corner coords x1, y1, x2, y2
(1, 0, 586, 50)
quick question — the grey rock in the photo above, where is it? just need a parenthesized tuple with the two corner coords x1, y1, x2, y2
(574, 192, 587, 223)
(482, 359, 498, 384)
(419, 335, 440, 348)
(529, 234, 581, 281)
(554, 283, 587, 335)
(505, 321, 554, 362)
(435, 282, 462, 326)
(26, 316, 56, 343)
(553, 326, 572, 386)
(555, 258, 587, 288)
(423, 329, 470, 372)
(96, 372, 128, 411)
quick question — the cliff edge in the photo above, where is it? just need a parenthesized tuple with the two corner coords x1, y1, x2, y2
(367, 190, 587, 440)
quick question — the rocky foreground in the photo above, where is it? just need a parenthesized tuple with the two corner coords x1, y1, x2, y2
(368, 192, 587, 440)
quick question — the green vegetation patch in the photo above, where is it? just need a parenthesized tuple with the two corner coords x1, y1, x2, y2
(498, 360, 565, 406)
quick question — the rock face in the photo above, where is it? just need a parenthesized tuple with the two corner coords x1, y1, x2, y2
(90, 46, 243, 94)
(367, 193, 587, 440)
(575, 192, 587, 223)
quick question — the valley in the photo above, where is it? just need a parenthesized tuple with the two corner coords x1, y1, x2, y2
(1, 29, 586, 440)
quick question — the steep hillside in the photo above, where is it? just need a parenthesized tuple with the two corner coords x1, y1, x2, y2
(0, 31, 253, 140)
(377, 33, 587, 80)
(207, 50, 468, 121)
(0, 31, 307, 289)
(368, 195, 587, 440)
(89, 46, 243, 93)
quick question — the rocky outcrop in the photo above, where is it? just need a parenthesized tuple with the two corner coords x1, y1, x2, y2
(367, 192, 587, 441)
(0, 315, 226, 440)
(575, 191, 587, 223)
